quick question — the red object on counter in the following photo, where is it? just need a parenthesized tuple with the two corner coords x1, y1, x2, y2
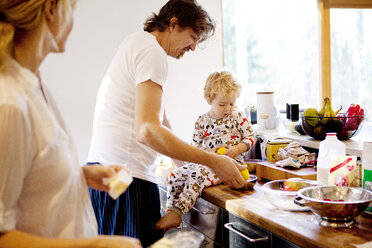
(345, 104, 364, 130)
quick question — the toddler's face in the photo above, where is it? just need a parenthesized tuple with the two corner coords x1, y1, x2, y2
(209, 93, 237, 119)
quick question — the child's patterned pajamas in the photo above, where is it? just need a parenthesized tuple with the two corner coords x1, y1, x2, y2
(166, 109, 256, 215)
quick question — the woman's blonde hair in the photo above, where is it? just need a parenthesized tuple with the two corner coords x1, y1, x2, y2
(0, 0, 74, 63)
(203, 70, 241, 104)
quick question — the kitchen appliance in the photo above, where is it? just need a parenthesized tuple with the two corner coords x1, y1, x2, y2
(256, 92, 279, 130)
(294, 186, 372, 227)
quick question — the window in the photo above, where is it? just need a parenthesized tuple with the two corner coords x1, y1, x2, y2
(223, 0, 372, 121)
(331, 9, 372, 116)
(223, 0, 319, 111)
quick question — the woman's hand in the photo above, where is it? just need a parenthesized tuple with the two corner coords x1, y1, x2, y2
(94, 235, 142, 248)
(82, 164, 130, 192)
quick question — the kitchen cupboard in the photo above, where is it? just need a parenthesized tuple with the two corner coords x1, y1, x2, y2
(159, 186, 300, 247)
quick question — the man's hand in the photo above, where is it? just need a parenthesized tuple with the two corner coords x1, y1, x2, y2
(210, 155, 248, 189)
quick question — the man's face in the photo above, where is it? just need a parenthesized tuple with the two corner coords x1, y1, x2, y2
(168, 25, 199, 59)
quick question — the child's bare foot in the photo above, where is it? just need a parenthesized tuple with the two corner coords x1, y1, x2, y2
(155, 211, 182, 233)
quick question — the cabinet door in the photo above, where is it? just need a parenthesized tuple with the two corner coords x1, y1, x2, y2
(182, 197, 224, 246)
(225, 213, 271, 248)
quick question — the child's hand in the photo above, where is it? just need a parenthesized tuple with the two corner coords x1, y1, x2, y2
(224, 146, 241, 158)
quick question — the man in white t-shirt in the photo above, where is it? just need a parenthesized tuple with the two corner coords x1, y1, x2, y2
(87, 0, 250, 246)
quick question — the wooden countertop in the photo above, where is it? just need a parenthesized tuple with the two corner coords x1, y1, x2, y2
(201, 181, 372, 248)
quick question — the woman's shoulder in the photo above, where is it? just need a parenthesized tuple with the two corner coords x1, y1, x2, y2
(0, 62, 39, 109)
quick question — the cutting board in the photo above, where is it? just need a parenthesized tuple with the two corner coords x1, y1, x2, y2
(253, 160, 317, 181)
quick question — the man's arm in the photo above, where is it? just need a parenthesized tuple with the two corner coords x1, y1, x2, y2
(134, 80, 247, 189)
(161, 111, 185, 167)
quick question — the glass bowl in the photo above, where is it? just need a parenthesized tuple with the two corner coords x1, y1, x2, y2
(301, 114, 365, 140)
(261, 179, 318, 211)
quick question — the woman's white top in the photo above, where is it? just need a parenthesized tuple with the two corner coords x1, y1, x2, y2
(0, 59, 97, 238)
(88, 31, 168, 184)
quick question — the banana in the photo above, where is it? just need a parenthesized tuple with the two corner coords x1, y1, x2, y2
(318, 98, 327, 116)
(330, 108, 336, 118)
(321, 111, 331, 124)
(319, 97, 336, 119)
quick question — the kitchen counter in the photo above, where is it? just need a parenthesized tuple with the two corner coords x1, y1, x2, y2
(201, 181, 372, 248)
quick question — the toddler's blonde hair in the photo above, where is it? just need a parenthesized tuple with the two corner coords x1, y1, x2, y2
(203, 70, 241, 104)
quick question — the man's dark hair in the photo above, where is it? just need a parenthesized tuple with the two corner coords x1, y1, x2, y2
(144, 0, 215, 43)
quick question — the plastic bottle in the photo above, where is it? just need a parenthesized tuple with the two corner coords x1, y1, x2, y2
(317, 133, 346, 185)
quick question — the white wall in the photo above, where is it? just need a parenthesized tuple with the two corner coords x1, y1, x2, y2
(41, 0, 223, 163)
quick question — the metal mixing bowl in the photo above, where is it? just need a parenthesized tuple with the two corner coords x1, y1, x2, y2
(262, 179, 318, 211)
(295, 186, 372, 227)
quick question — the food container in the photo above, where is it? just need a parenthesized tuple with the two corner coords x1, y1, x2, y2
(294, 186, 372, 227)
(265, 139, 291, 162)
(246, 175, 257, 190)
(262, 179, 318, 211)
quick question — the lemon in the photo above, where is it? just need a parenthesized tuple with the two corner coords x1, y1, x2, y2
(240, 168, 250, 180)
(217, 147, 226, 155)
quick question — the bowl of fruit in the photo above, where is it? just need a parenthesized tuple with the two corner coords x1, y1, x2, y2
(262, 178, 318, 211)
(301, 98, 365, 140)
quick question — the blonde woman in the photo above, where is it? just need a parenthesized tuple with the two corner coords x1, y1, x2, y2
(155, 70, 256, 232)
(0, 1, 140, 247)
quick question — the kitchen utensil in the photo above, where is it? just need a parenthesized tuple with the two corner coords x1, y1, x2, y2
(262, 179, 318, 211)
(294, 186, 372, 227)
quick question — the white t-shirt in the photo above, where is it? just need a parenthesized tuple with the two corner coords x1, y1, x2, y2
(88, 31, 168, 184)
(0, 59, 97, 238)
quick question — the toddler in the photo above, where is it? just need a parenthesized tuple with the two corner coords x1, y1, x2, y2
(155, 71, 256, 232)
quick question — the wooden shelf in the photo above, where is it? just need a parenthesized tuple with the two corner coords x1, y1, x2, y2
(255, 124, 372, 159)
(255, 160, 317, 181)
